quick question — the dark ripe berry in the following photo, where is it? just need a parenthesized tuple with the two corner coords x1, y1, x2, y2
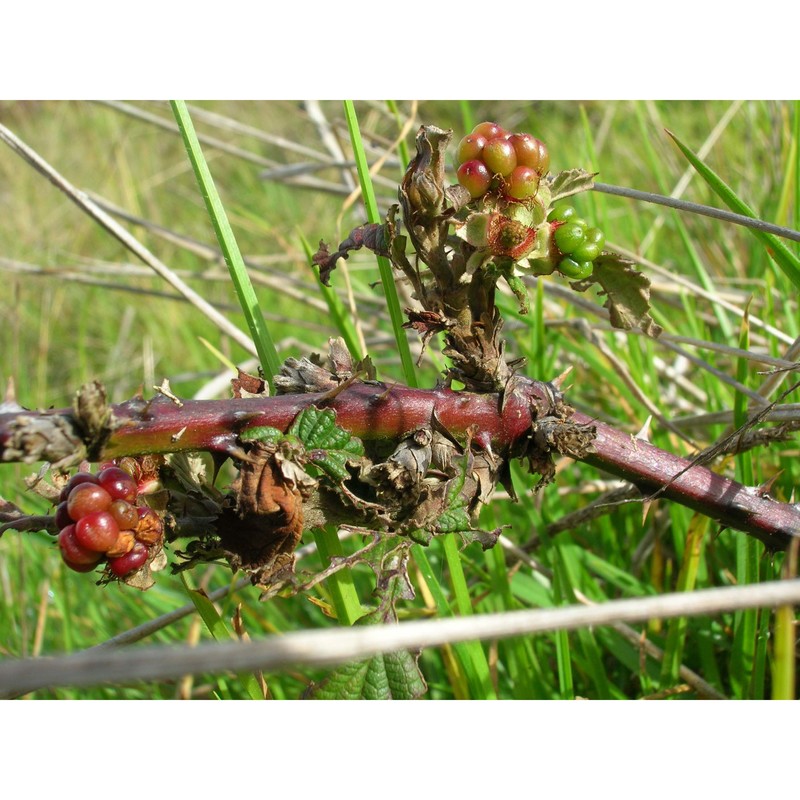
(508, 133, 550, 174)
(54, 501, 73, 530)
(109, 499, 139, 531)
(58, 471, 99, 502)
(505, 166, 540, 200)
(58, 524, 103, 566)
(67, 482, 113, 521)
(74, 511, 120, 552)
(548, 204, 577, 223)
(108, 542, 149, 577)
(456, 134, 487, 164)
(472, 121, 506, 140)
(558, 257, 594, 280)
(457, 159, 492, 199)
(554, 222, 587, 255)
(97, 467, 138, 503)
(482, 138, 517, 177)
(135, 506, 163, 546)
(106, 530, 136, 559)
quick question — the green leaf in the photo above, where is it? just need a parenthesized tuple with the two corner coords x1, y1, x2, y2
(307, 543, 426, 699)
(307, 647, 427, 700)
(288, 406, 365, 483)
(666, 129, 800, 292)
(239, 426, 283, 445)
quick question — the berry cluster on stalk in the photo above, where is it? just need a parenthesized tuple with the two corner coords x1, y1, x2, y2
(456, 121, 550, 202)
(455, 121, 606, 283)
(55, 462, 164, 578)
(547, 203, 605, 279)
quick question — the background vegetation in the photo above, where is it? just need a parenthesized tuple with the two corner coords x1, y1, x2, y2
(1, 99, 798, 699)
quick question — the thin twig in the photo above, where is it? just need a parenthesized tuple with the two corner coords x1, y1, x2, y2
(594, 181, 800, 243)
(1, 579, 796, 695)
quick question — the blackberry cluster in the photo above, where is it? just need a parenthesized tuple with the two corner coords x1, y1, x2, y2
(55, 464, 164, 578)
(456, 121, 550, 201)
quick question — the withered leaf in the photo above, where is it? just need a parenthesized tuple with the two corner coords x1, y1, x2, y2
(571, 253, 663, 338)
(312, 221, 392, 286)
(218, 441, 306, 587)
(231, 369, 269, 398)
(547, 168, 598, 204)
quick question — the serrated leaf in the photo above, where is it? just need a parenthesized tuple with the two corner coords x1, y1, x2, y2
(547, 168, 598, 204)
(306, 648, 427, 699)
(240, 426, 283, 444)
(288, 406, 364, 483)
(572, 253, 663, 337)
(435, 505, 473, 534)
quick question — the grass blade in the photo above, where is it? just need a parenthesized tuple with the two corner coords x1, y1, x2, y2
(170, 100, 282, 386)
(312, 528, 364, 627)
(179, 573, 266, 700)
(666, 129, 800, 291)
(342, 100, 418, 387)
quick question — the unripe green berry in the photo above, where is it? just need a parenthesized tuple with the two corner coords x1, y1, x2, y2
(554, 222, 586, 254)
(547, 204, 576, 223)
(558, 257, 594, 280)
(571, 241, 601, 262)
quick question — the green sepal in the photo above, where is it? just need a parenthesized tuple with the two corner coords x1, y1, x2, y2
(502, 270, 530, 315)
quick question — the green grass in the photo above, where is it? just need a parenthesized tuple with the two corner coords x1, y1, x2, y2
(1, 100, 798, 699)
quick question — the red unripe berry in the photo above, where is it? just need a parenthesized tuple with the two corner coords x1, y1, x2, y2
(472, 121, 506, 140)
(97, 467, 138, 503)
(482, 138, 517, 177)
(505, 166, 541, 200)
(58, 471, 99, 503)
(58, 524, 104, 566)
(456, 134, 487, 165)
(75, 511, 120, 552)
(457, 159, 492, 199)
(108, 542, 149, 577)
(67, 482, 112, 521)
(508, 133, 550, 174)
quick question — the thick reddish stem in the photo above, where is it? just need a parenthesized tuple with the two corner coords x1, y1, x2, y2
(2, 379, 798, 549)
(571, 411, 799, 550)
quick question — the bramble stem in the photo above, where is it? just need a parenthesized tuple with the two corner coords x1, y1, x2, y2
(1, 378, 798, 550)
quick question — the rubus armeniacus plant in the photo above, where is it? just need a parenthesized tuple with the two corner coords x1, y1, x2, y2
(3, 119, 800, 694)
